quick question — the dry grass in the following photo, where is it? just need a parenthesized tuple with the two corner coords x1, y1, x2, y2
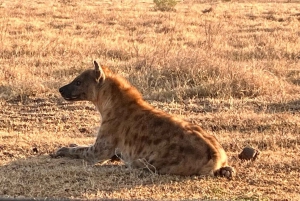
(0, 0, 300, 200)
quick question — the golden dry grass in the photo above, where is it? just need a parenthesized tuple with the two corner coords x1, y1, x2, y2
(0, 0, 300, 200)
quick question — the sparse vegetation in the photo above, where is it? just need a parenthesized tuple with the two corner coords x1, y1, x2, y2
(0, 0, 300, 200)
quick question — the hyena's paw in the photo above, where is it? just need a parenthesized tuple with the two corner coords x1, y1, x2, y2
(215, 166, 235, 180)
(50, 147, 71, 158)
(50, 144, 79, 158)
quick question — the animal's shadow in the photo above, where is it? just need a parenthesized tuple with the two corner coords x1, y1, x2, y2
(0, 154, 207, 200)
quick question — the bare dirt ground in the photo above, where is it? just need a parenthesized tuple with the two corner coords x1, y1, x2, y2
(0, 0, 300, 200)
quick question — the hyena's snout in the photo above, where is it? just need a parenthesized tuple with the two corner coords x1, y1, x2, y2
(59, 82, 87, 101)
(59, 86, 65, 96)
(59, 85, 68, 98)
(59, 84, 77, 101)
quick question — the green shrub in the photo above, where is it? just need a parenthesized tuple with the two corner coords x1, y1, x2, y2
(153, 0, 177, 11)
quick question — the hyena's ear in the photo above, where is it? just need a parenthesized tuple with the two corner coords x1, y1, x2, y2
(93, 60, 105, 82)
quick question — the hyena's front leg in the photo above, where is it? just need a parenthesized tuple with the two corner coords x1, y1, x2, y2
(54, 145, 94, 162)
(53, 139, 115, 164)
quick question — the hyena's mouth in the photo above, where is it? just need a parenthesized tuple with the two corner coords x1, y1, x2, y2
(63, 93, 86, 101)
(63, 95, 80, 101)
(65, 96, 78, 100)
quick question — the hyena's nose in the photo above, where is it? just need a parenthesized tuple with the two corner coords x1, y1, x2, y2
(59, 87, 64, 95)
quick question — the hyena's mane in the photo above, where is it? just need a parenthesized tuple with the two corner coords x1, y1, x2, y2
(102, 66, 145, 104)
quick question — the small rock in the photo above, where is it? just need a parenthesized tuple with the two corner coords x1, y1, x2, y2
(32, 147, 38, 153)
(79, 128, 88, 133)
(238, 146, 260, 161)
(202, 7, 213, 14)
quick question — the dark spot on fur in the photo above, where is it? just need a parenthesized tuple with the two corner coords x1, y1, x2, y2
(124, 113, 131, 120)
(140, 136, 150, 144)
(179, 133, 184, 139)
(132, 132, 138, 140)
(148, 159, 156, 165)
(123, 108, 134, 120)
(127, 107, 135, 113)
(136, 146, 144, 155)
(106, 111, 112, 118)
(179, 146, 184, 152)
(128, 100, 137, 106)
(169, 143, 177, 151)
(162, 151, 170, 159)
(133, 114, 144, 122)
(124, 139, 129, 146)
(110, 86, 117, 97)
(153, 119, 164, 127)
(158, 161, 167, 167)
(153, 138, 162, 145)
(133, 115, 139, 121)
(187, 166, 193, 171)
(141, 150, 147, 156)
(113, 137, 119, 146)
(128, 140, 133, 147)
(161, 127, 171, 135)
(179, 146, 195, 155)
(169, 159, 180, 166)
(125, 127, 130, 136)
(141, 125, 146, 132)
(207, 147, 213, 160)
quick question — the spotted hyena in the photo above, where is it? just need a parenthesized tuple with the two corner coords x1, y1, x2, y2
(54, 61, 234, 179)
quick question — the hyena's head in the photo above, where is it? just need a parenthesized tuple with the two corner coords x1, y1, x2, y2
(59, 61, 105, 102)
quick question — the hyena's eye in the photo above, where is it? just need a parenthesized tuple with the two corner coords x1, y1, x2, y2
(76, 81, 81, 86)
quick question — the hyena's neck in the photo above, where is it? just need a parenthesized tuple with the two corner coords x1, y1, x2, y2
(92, 76, 150, 120)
